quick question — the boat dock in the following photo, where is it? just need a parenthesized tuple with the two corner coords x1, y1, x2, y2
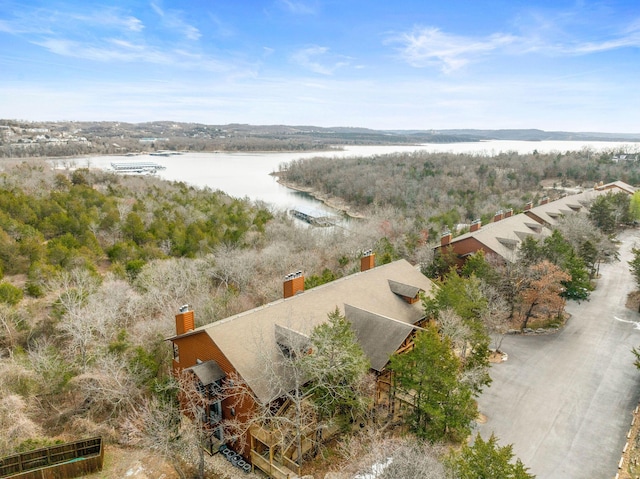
(110, 161, 167, 174)
(289, 205, 335, 226)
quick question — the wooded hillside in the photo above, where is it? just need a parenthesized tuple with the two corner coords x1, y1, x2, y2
(279, 148, 640, 236)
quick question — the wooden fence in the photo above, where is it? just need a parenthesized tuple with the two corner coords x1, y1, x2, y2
(0, 437, 103, 479)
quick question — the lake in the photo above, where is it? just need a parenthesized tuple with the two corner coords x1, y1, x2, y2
(81, 140, 639, 214)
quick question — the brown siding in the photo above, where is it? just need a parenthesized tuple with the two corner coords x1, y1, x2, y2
(172, 331, 257, 458)
(436, 237, 499, 269)
(173, 331, 231, 372)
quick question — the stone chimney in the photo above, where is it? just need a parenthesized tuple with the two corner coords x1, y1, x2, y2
(440, 230, 452, 246)
(493, 210, 504, 223)
(540, 196, 549, 205)
(360, 249, 375, 272)
(524, 201, 533, 211)
(504, 208, 513, 218)
(470, 219, 481, 232)
(175, 305, 195, 335)
(284, 271, 304, 298)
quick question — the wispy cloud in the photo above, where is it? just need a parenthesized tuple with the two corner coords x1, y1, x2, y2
(69, 11, 144, 33)
(150, 0, 201, 41)
(0, 3, 231, 71)
(389, 19, 640, 73)
(0, 7, 144, 36)
(565, 27, 640, 54)
(278, 0, 317, 15)
(31, 36, 248, 74)
(291, 46, 349, 75)
(388, 27, 516, 73)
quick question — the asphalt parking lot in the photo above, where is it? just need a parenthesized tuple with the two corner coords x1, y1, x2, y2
(476, 228, 640, 479)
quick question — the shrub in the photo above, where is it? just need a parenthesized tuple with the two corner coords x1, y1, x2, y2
(0, 282, 23, 306)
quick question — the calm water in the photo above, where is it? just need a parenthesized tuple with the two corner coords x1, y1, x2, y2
(82, 140, 639, 214)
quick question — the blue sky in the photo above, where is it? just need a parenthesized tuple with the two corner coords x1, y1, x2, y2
(1, 0, 639, 131)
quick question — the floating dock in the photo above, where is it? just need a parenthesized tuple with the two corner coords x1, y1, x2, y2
(110, 161, 167, 174)
(289, 205, 335, 226)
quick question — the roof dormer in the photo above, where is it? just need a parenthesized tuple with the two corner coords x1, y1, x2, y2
(388, 279, 423, 304)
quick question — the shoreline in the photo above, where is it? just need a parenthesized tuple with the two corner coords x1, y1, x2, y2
(274, 176, 367, 219)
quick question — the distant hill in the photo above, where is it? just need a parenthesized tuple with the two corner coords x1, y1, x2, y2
(395, 128, 640, 142)
(1, 119, 639, 158)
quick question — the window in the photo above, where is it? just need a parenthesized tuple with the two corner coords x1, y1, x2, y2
(173, 343, 179, 362)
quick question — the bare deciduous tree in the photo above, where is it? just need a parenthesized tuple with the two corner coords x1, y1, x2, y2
(71, 354, 144, 421)
(479, 281, 512, 352)
(337, 434, 447, 479)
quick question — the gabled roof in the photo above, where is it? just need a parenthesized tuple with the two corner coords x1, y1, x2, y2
(527, 181, 635, 226)
(597, 180, 635, 194)
(345, 304, 418, 372)
(526, 189, 600, 226)
(185, 260, 436, 405)
(446, 213, 550, 262)
(440, 180, 635, 264)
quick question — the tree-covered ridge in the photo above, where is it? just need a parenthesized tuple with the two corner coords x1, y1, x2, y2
(0, 162, 272, 283)
(0, 120, 482, 158)
(279, 149, 640, 231)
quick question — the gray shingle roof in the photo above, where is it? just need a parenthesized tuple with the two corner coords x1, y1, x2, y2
(345, 304, 418, 372)
(193, 259, 436, 404)
(443, 181, 634, 263)
(447, 213, 550, 262)
(527, 182, 634, 226)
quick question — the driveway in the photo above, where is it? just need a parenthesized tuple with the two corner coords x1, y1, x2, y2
(477, 228, 640, 479)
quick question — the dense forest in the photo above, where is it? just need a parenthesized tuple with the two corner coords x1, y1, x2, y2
(279, 148, 640, 237)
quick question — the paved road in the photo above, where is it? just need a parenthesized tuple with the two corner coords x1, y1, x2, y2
(477, 228, 640, 479)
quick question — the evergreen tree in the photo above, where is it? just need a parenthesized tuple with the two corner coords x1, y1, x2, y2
(302, 307, 371, 422)
(518, 236, 543, 266)
(589, 195, 616, 234)
(389, 325, 477, 442)
(630, 191, 640, 222)
(630, 248, 640, 288)
(448, 433, 535, 478)
(423, 270, 492, 395)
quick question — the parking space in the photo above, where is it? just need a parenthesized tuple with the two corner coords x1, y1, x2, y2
(477, 229, 640, 478)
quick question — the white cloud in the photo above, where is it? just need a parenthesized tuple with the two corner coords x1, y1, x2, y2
(566, 28, 640, 54)
(122, 16, 144, 33)
(150, 1, 201, 41)
(31, 37, 243, 73)
(388, 27, 517, 73)
(388, 18, 640, 73)
(278, 0, 317, 15)
(291, 46, 349, 75)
